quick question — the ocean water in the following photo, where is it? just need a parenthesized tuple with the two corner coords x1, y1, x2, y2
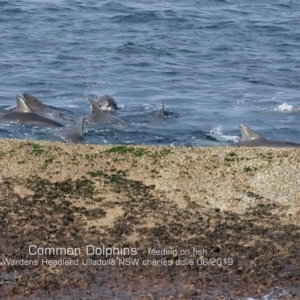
(1, 0, 300, 146)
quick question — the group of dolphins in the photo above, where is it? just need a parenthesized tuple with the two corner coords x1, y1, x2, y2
(0, 94, 127, 144)
(1, 93, 300, 148)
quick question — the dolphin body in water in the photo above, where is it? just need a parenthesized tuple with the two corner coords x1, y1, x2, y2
(23, 93, 75, 122)
(56, 115, 84, 143)
(236, 123, 300, 148)
(0, 96, 64, 127)
(292, 106, 300, 112)
(155, 101, 179, 121)
(151, 101, 171, 124)
(85, 97, 127, 126)
(157, 101, 170, 119)
(97, 95, 118, 111)
(23, 93, 46, 111)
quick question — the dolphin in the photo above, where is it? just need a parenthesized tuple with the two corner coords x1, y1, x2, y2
(56, 115, 84, 143)
(236, 123, 300, 148)
(0, 95, 64, 127)
(23, 93, 75, 122)
(154, 101, 179, 121)
(292, 106, 300, 113)
(85, 97, 127, 126)
(23, 93, 46, 111)
(158, 101, 169, 119)
(97, 95, 118, 111)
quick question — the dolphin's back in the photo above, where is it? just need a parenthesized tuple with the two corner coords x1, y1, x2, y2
(237, 139, 300, 148)
(0, 111, 64, 127)
(56, 115, 84, 143)
(85, 112, 127, 126)
(23, 93, 46, 111)
(237, 123, 300, 149)
(87, 98, 127, 126)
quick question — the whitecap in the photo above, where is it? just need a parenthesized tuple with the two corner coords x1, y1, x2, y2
(272, 103, 293, 112)
(207, 125, 240, 143)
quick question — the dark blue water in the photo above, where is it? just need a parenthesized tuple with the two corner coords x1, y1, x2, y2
(1, 0, 300, 146)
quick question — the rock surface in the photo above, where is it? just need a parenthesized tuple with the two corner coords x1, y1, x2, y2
(0, 139, 299, 299)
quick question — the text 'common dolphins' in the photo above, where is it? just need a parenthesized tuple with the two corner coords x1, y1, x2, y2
(0, 96, 64, 127)
(236, 123, 300, 149)
(85, 97, 127, 126)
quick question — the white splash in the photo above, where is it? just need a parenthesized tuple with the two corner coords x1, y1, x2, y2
(4, 105, 15, 111)
(208, 125, 240, 143)
(273, 103, 293, 112)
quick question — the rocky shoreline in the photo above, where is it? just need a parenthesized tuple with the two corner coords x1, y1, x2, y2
(0, 139, 299, 299)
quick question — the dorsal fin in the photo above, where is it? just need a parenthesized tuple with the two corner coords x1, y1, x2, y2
(23, 93, 46, 111)
(162, 100, 166, 118)
(15, 95, 33, 113)
(88, 97, 103, 114)
(74, 115, 84, 136)
(239, 124, 264, 141)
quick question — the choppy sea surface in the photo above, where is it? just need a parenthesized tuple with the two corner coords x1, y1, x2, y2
(1, 0, 300, 146)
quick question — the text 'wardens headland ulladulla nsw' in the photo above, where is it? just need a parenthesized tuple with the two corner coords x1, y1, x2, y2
(28, 245, 137, 256)
(3, 245, 233, 267)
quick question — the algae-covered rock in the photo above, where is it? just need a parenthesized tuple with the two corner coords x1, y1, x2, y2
(0, 139, 299, 299)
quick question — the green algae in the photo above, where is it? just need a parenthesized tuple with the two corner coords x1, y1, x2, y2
(259, 152, 273, 162)
(31, 143, 45, 156)
(150, 148, 172, 158)
(243, 166, 258, 173)
(1, 143, 300, 298)
(106, 145, 149, 157)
